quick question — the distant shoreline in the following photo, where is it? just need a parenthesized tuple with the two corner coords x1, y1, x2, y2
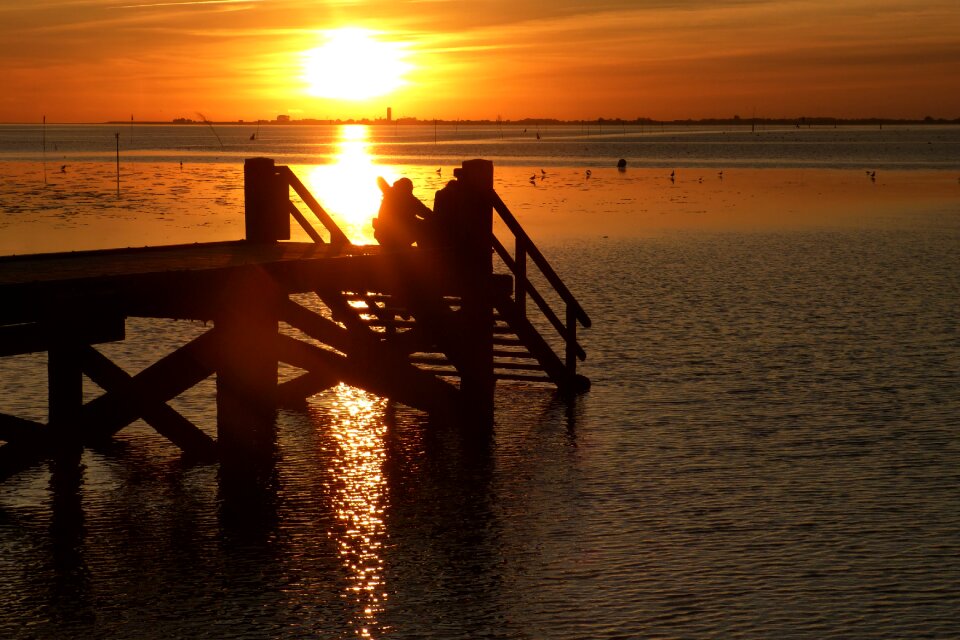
(6, 117, 959, 127)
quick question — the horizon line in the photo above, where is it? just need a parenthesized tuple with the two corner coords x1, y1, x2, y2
(10, 115, 960, 126)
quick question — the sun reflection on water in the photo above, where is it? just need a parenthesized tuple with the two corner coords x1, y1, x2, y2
(326, 383, 390, 637)
(299, 125, 400, 245)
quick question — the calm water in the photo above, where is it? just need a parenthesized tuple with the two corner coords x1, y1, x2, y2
(1, 122, 959, 168)
(1, 126, 959, 638)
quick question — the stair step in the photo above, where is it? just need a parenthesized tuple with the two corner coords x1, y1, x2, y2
(360, 318, 516, 335)
(408, 354, 451, 365)
(406, 350, 535, 360)
(404, 365, 553, 383)
(407, 369, 553, 384)
(349, 303, 407, 313)
(494, 373, 553, 383)
(493, 349, 536, 359)
(362, 318, 417, 328)
(494, 361, 547, 371)
(409, 355, 542, 371)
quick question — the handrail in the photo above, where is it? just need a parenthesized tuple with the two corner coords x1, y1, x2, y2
(487, 190, 591, 328)
(484, 187, 591, 382)
(286, 201, 325, 245)
(279, 166, 351, 247)
(492, 235, 586, 361)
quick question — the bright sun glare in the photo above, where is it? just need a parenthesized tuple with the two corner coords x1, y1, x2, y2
(303, 28, 412, 101)
(300, 125, 400, 244)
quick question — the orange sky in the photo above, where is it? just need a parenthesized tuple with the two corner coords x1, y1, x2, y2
(1, 0, 958, 123)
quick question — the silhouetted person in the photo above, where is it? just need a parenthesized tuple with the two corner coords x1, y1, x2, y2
(429, 178, 470, 259)
(373, 177, 434, 248)
(617, 158, 627, 170)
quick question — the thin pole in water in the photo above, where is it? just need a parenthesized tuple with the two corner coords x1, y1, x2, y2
(42, 115, 47, 185)
(115, 131, 120, 196)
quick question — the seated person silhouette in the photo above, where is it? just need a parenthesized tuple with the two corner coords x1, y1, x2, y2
(373, 177, 434, 248)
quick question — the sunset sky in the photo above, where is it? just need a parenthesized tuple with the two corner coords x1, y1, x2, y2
(1, 0, 958, 123)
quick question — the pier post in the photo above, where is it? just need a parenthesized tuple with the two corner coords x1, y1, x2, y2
(244, 157, 290, 243)
(215, 267, 281, 468)
(47, 332, 86, 549)
(454, 159, 495, 421)
(48, 344, 83, 425)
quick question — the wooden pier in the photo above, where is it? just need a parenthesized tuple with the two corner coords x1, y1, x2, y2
(0, 158, 590, 482)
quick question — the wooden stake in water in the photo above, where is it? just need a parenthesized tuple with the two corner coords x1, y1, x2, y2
(115, 131, 120, 197)
(42, 115, 47, 185)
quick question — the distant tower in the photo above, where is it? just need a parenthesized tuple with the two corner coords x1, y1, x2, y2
(387, 107, 392, 122)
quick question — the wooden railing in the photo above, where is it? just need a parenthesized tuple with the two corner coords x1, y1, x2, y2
(486, 190, 591, 377)
(279, 166, 351, 248)
(244, 158, 351, 247)
(247, 158, 589, 389)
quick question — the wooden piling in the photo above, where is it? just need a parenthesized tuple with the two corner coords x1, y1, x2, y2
(47, 328, 86, 523)
(216, 159, 288, 465)
(454, 159, 495, 420)
(48, 344, 83, 425)
(244, 157, 290, 243)
(215, 266, 281, 467)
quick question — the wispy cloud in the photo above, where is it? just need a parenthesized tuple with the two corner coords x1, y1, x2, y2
(115, 0, 260, 8)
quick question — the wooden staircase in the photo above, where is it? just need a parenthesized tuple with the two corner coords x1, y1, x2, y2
(270, 158, 592, 405)
(332, 292, 573, 386)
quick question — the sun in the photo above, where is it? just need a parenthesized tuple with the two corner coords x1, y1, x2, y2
(302, 28, 412, 101)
